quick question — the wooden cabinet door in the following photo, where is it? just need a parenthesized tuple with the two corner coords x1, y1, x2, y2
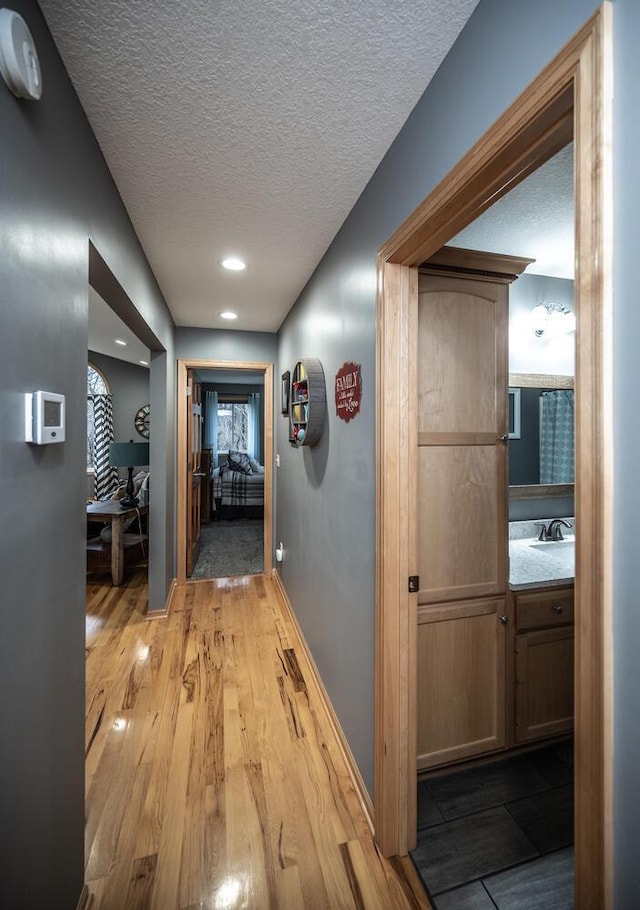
(417, 598, 507, 770)
(414, 250, 528, 769)
(515, 626, 574, 742)
(186, 370, 203, 576)
(417, 269, 509, 605)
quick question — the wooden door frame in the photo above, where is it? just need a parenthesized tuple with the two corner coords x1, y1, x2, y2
(375, 6, 612, 908)
(177, 359, 274, 583)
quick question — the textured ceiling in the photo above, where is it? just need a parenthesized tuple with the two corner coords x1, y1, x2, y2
(39, 0, 480, 332)
(452, 144, 574, 279)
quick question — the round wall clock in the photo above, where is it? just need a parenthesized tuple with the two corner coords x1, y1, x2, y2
(134, 404, 150, 438)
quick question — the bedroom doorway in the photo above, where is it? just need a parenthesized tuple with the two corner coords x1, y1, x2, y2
(177, 359, 273, 583)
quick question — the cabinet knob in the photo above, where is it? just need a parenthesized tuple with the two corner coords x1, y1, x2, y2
(499, 614, 508, 624)
(553, 603, 564, 614)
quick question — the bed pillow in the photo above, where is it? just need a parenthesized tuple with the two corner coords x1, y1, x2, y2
(249, 458, 264, 474)
(228, 450, 253, 474)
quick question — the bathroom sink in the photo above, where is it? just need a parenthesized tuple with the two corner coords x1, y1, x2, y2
(529, 540, 575, 553)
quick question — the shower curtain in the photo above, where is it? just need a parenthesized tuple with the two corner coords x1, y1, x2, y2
(539, 389, 574, 484)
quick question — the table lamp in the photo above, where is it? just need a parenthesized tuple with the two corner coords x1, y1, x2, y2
(109, 440, 149, 508)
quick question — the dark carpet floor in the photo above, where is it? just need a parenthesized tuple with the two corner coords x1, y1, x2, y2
(191, 518, 263, 579)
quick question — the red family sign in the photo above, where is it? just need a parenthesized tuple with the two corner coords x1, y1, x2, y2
(335, 362, 362, 423)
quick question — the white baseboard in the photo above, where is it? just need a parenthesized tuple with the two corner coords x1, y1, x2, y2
(271, 569, 374, 835)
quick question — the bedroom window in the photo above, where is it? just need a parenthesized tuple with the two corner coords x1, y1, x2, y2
(217, 401, 249, 453)
(87, 363, 109, 471)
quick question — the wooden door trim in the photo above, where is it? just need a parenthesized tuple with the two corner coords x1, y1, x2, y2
(177, 359, 274, 584)
(375, 7, 612, 908)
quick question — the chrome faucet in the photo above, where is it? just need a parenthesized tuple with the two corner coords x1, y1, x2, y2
(534, 518, 574, 542)
(547, 518, 573, 540)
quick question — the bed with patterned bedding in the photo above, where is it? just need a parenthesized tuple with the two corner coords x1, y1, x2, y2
(212, 463, 264, 508)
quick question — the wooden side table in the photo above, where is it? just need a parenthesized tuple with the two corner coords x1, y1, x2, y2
(86, 501, 148, 586)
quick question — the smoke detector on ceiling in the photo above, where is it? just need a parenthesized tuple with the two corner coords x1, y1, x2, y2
(0, 8, 41, 100)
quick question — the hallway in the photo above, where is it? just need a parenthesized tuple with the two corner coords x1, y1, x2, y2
(84, 572, 428, 909)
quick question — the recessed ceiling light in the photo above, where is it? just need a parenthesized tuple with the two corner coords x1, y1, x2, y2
(221, 257, 246, 271)
(219, 311, 238, 320)
(114, 339, 127, 346)
(139, 360, 148, 366)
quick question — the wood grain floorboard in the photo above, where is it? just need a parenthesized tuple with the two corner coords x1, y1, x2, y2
(85, 570, 431, 909)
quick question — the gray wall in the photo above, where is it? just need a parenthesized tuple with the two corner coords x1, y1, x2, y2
(175, 326, 277, 364)
(509, 497, 574, 523)
(509, 273, 575, 376)
(89, 351, 150, 445)
(175, 326, 277, 467)
(0, 2, 174, 907)
(276, 0, 600, 803)
(613, 1, 640, 907)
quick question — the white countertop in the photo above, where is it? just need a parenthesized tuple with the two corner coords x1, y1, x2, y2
(509, 520, 575, 591)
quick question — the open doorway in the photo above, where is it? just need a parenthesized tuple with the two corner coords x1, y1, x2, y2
(86, 241, 172, 612)
(86, 288, 151, 590)
(374, 9, 611, 908)
(177, 359, 273, 583)
(188, 367, 266, 579)
(409, 143, 577, 906)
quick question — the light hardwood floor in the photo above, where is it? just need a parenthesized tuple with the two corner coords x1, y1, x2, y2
(85, 571, 430, 909)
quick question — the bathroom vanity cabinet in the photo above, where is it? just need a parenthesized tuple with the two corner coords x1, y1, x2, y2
(513, 585, 575, 742)
(417, 582, 575, 770)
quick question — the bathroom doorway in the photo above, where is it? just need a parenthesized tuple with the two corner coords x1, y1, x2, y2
(187, 367, 266, 580)
(409, 142, 577, 906)
(374, 9, 612, 908)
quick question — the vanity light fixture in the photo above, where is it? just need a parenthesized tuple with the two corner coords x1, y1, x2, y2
(221, 257, 246, 271)
(531, 302, 576, 338)
(219, 311, 238, 320)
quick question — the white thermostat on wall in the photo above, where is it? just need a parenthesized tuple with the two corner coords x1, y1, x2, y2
(25, 391, 65, 444)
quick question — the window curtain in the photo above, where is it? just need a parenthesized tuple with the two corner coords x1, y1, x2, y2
(540, 390, 574, 483)
(247, 392, 261, 461)
(90, 394, 119, 499)
(203, 390, 219, 466)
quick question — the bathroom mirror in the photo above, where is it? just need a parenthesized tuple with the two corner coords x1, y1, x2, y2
(508, 372, 574, 500)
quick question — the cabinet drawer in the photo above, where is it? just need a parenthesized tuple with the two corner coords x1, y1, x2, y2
(515, 587, 574, 631)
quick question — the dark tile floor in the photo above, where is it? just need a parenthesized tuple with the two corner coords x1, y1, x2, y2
(411, 740, 574, 910)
